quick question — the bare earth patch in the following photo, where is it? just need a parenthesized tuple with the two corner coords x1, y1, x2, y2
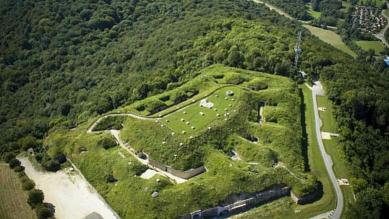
(19, 157, 119, 219)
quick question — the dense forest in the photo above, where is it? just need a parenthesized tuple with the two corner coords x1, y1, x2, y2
(265, 0, 312, 20)
(0, 0, 388, 218)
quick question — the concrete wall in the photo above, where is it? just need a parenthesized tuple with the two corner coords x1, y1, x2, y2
(181, 186, 290, 219)
(148, 159, 205, 179)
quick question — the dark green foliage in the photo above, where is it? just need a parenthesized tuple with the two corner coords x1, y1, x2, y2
(22, 179, 35, 191)
(98, 136, 117, 150)
(265, 0, 312, 20)
(28, 189, 44, 208)
(9, 158, 21, 169)
(43, 160, 60, 172)
(35, 204, 53, 219)
(54, 152, 67, 164)
(4, 152, 15, 163)
(13, 165, 25, 172)
(131, 163, 148, 176)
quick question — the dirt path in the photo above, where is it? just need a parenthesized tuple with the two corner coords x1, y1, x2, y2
(19, 157, 120, 219)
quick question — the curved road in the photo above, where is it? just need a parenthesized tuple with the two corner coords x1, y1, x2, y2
(311, 81, 343, 219)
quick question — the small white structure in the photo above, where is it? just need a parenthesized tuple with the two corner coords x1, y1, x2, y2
(226, 90, 234, 96)
(191, 126, 195, 129)
(160, 124, 164, 127)
(183, 111, 187, 114)
(179, 143, 184, 146)
(200, 112, 205, 116)
(151, 191, 159, 198)
(208, 126, 212, 130)
(162, 141, 166, 145)
(199, 98, 214, 108)
(171, 132, 175, 136)
(181, 118, 185, 122)
(182, 131, 186, 134)
(186, 121, 190, 125)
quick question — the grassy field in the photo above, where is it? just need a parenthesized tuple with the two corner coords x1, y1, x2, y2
(317, 95, 355, 218)
(303, 25, 357, 58)
(355, 40, 385, 54)
(162, 86, 242, 135)
(358, 0, 386, 7)
(0, 164, 36, 219)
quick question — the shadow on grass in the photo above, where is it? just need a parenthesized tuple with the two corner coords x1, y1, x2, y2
(299, 88, 310, 172)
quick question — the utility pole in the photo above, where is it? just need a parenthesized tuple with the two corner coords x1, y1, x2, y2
(294, 31, 302, 68)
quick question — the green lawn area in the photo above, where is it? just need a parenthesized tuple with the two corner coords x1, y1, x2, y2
(317, 94, 355, 218)
(358, 0, 386, 7)
(0, 164, 36, 219)
(355, 40, 385, 54)
(303, 25, 357, 58)
(163, 86, 242, 135)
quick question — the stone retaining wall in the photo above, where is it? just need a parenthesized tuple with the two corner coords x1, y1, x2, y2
(181, 186, 290, 219)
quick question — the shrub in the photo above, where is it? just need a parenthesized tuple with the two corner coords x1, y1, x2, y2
(4, 152, 16, 163)
(22, 179, 35, 191)
(93, 116, 124, 131)
(54, 152, 67, 164)
(28, 189, 44, 208)
(132, 163, 148, 176)
(43, 159, 60, 172)
(35, 204, 53, 219)
(14, 165, 25, 172)
(9, 158, 21, 169)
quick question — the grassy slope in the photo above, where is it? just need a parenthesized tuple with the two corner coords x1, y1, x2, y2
(317, 95, 355, 218)
(355, 41, 385, 54)
(303, 25, 357, 58)
(232, 85, 337, 219)
(0, 164, 36, 219)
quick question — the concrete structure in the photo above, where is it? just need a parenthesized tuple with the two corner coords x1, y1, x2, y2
(181, 186, 290, 219)
(199, 98, 214, 108)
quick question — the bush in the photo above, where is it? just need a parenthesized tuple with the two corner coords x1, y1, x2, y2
(4, 152, 15, 163)
(132, 163, 148, 176)
(9, 158, 21, 169)
(28, 189, 44, 208)
(43, 159, 60, 172)
(54, 152, 67, 164)
(98, 136, 118, 149)
(35, 204, 53, 219)
(22, 179, 35, 191)
(14, 165, 25, 172)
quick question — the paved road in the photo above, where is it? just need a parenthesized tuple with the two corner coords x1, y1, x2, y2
(311, 81, 343, 219)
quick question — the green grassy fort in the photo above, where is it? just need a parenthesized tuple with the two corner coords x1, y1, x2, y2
(44, 65, 319, 218)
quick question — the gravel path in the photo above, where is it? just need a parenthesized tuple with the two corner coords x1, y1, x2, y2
(19, 157, 120, 219)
